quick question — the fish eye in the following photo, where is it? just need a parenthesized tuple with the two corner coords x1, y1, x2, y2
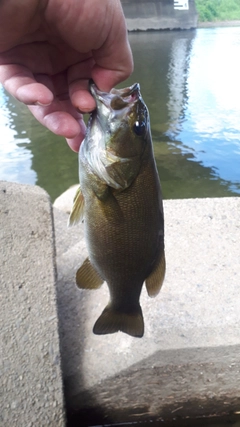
(133, 120, 146, 136)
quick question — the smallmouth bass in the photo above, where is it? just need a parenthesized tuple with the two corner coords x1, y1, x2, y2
(69, 82, 165, 338)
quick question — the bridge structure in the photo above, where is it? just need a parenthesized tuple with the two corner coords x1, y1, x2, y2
(121, 0, 198, 31)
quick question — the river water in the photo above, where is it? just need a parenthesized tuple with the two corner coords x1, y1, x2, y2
(0, 27, 240, 202)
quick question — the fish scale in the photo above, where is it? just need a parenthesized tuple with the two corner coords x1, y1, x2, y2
(69, 82, 165, 337)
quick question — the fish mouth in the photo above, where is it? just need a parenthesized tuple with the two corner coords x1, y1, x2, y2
(90, 81, 141, 111)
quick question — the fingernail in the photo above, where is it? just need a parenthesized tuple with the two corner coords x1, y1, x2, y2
(33, 101, 52, 107)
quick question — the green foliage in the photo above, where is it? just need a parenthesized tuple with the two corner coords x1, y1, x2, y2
(195, 0, 240, 21)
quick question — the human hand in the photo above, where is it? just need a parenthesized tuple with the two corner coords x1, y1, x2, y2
(0, 0, 133, 151)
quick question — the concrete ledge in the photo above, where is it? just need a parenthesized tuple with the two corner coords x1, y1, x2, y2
(2, 180, 240, 425)
(0, 182, 65, 426)
(54, 195, 240, 424)
(125, 16, 197, 31)
(121, 0, 198, 31)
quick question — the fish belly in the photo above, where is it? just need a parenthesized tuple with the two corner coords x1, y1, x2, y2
(84, 159, 163, 307)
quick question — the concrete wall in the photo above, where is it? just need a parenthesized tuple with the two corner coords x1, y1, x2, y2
(0, 182, 65, 426)
(121, 0, 198, 31)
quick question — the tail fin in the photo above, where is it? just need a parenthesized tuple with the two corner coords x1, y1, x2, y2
(93, 304, 144, 338)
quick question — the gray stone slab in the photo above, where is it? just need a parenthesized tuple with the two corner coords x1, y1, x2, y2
(53, 197, 240, 424)
(0, 182, 65, 426)
(121, 0, 198, 31)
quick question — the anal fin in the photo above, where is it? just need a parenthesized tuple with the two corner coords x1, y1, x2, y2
(76, 257, 104, 290)
(145, 251, 166, 297)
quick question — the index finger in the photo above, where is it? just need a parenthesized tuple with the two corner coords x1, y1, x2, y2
(91, 2, 133, 92)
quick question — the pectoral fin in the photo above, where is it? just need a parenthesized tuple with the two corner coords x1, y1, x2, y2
(76, 257, 104, 290)
(145, 251, 166, 297)
(68, 186, 85, 227)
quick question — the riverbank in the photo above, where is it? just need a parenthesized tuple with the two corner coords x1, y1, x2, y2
(198, 20, 240, 28)
(125, 18, 240, 32)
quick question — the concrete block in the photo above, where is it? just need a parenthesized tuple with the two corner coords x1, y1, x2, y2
(121, 0, 198, 31)
(54, 197, 240, 425)
(0, 182, 65, 426)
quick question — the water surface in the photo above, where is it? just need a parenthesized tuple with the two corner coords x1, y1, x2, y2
(0, 27, 240, 201)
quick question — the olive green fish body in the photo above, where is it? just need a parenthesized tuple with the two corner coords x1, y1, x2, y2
(69, 83, 165, 337)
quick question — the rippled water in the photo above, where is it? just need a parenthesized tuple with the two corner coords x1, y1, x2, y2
(0, 27, 240, 201)
(125, 27, 240, 199)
